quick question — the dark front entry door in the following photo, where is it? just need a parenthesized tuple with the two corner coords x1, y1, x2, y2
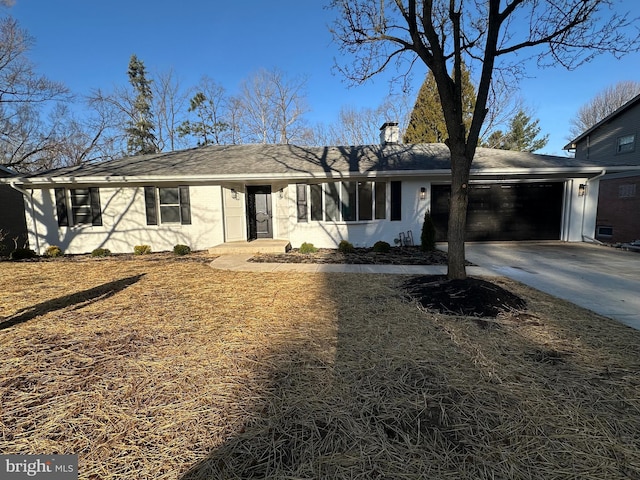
(246, 186, 273, 240)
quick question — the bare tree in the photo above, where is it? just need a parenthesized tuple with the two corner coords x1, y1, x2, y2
(330, 0, 640, 279)
(238, 68, 309, 144)
(306, 94, 412, 146)
(0, 17, 70, 171)
(153, 68, 191, 151)
(569, 80, 640, 138)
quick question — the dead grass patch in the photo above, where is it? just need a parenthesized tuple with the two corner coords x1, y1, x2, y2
(1, 257, 639, 479)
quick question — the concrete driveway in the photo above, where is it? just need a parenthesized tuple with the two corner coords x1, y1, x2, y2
(463, 242, 640, 330)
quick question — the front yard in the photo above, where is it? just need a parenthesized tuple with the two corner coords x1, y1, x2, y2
(1, 256, 639, 479)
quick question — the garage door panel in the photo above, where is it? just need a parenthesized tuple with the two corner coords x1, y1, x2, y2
(431, 183, 563, 241)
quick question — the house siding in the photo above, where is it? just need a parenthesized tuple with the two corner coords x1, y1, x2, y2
(595, 175, 640, 243)
(27, 185, 225, 255)
(574, 105, 640, 163)
(572, 100, 640, 244)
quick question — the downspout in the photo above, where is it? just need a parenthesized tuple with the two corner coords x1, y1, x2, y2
(9, 180, 40, 255)
(581, 169, 607, 243)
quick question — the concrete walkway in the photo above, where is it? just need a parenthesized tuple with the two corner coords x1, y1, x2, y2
(210, 242, 640, 331)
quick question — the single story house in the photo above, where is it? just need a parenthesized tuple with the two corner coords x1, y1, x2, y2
(565, 93, 640, 244)
(3, 123, 640, 255)
(0, 165, 28, 254)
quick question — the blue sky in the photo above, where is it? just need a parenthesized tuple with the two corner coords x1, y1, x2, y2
(8, 0, 640, 155)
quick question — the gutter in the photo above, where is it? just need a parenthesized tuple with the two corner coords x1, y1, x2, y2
(9, 179, 40, 255)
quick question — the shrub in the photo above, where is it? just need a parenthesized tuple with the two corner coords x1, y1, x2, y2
(44, 245, 64, 258)
(338, 240, 355, 253)
(133, 245, 152, 255)
(421, 210, 437, 252)
(10, 248, 37, 260)
(173, 244, 191, 256)
(299, 242, 318, 254)
(373, 240, 391, 253)
(91, 247, 111, 257)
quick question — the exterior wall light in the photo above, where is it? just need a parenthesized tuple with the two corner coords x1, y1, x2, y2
(231, 188, 239, 200)
(420, 187, 426, 200)
(578, 184, 586, 197)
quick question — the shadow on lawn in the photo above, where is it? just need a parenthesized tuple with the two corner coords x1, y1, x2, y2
(0, 274, 145, 330)
(179, 274, 640, 479)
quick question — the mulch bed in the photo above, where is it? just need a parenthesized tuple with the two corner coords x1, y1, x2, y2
(402, 275, 527, 318)
(250, 246, 459, 265)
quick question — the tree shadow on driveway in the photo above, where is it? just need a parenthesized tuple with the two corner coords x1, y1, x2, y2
(0, 274, 145, 330)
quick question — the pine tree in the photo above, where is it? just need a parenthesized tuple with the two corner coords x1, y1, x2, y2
(178, 91, 229, 146)
(403, 63, 476, 144)
(484, 109, 548, 152)
(126, 54, 158, 155)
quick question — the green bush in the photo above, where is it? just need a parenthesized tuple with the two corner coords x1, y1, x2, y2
(91, 247, 111, 257)
(338, 240, 355, 253)
(421, 210, 437, 252)
(173, 244, 191, 256)
(373, 240, 391, 253)
(10, 248, 37, 260)
(44, 245, 64, 258)
(299, 242, 318, 254)
(133, 245, 152, 255)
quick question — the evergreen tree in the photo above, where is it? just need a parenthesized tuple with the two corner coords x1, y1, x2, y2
(126, 54, 158, 155)
(403, 63, 476, 144)
(420, 210, 436, 252)
(178, 91, 229, 146)
(484, 109, 548, 152)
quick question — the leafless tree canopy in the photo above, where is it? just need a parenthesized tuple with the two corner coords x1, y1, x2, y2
(569, 80, 640, 138)
(238, 68, 310, 144)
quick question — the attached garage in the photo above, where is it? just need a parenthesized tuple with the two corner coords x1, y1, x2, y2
(431, 182, 564, 241)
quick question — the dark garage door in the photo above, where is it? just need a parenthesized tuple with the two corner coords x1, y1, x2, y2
(431, 183, 563, 241)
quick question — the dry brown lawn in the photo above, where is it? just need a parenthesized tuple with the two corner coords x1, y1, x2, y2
(1, 255, 639, 479)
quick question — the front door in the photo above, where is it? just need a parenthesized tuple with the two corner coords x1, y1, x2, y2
(246, 186, 273, 240)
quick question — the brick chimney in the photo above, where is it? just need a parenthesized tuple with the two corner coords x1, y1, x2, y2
(379, 122, 399, 145)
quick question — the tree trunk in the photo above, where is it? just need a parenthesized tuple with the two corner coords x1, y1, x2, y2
(447, 151, 471, 280)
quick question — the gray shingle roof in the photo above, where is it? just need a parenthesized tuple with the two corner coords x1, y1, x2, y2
(16, 142, 640, 183)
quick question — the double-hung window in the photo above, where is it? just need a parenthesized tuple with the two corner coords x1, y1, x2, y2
(144, 186, 191, 225)
(296, 181, 394, 222)
(55, 187, 102, 227)
(617, 134, 635, 154)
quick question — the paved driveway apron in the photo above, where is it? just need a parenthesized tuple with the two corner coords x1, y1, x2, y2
(464, 242, 640, 330)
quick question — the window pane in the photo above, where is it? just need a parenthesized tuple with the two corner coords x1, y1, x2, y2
(71, 189, 90, 205)
(375, 182, 386, 219)
(73, 207, 92, 225)
(325, 183, 340, 221)
(618, 134, 635, 153)
(160, 205, 181, 223)
(71, 189, 92, 225)
(296, 184, 307, 222)
(390, 181, 402, 221)
(310, 184, 323, 221)
(159, 187, 180, 204)
(358, 181, 373, 220)
(342, 181, 356, 221)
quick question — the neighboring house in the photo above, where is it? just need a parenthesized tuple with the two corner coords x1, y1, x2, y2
(0, 165, 28, 254)
(3, 123, 640, 255)
(565, 94, 640, 244)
